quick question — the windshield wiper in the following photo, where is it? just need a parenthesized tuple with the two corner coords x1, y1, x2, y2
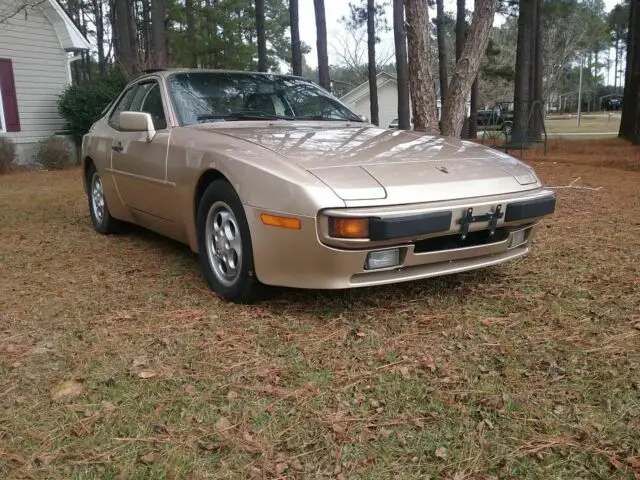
(295, 115, 364, 122)
(197, 111, 293, 122)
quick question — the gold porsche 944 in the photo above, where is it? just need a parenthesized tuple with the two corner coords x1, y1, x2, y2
(82, 69, 555, 303)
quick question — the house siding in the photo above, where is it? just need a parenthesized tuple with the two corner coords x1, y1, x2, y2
(0, 3, 70, 162)
(347, 81, 401, 130)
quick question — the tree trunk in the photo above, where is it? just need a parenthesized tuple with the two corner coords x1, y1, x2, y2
(93, 0, 106, 72)
(533, 0, 543, 136)
(456, 0, 469, 137)
(367, 0, 379, 125)
(436, 0, 448, 106)
(151, 0, 168, 68)
(404, 0, 438, 132)
(511, 0, 534, 143)
(614, 36, 619, 89)
(440, 0, 496, 137)
(185, 0, 197, 67)
(289, 0, 303, 76)
(469, 77, 478, 138)
(256, 0, 267, 71)
(619, 0, 639, 143)
(314, 0, 330, 90)
(127, 0, 138, 71)
(393, 0, 411, 130)
(114, 0, 137, 76)
(141, 0, 151, 66)
(455, 0, 465, 61)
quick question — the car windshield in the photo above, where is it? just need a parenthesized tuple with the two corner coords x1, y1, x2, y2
(166, 72, 363, 125)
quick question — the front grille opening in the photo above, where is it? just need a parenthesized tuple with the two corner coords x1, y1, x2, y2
(414, 228, 510, 254)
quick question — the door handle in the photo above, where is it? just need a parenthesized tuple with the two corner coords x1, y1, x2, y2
(112, 142, 123, 152)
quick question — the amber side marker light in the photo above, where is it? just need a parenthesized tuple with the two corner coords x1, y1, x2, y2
(260, 213, 302, 230)
(329, 217, 369, 239)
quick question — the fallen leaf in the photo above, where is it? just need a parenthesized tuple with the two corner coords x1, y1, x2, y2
(137, 370, 157, 379)
(435, 446, 449, 460)
(51, 380, 83, 402)
(291, 458, 303, 471)
(215, 416, 232, 431)
(275, 463, 288, 474)
(35, 454, 56, 466)
(356, 331, 365, 337)
(132, 357, 148, 368)
(139, 452, 155, 464)
(399, 366, 410, 378)
(332, 423, 345, 434)
(184, 384, 196, 394)
(227, 390, 239, 399)
(198, 440, 221, 451)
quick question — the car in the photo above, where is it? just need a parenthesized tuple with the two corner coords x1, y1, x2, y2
(82, 69, 556, 303)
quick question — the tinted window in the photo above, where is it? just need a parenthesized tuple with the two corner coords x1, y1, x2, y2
(108, 86, 138, 129)
(166, 72, 362, 125)
(139, 84, 167, 130)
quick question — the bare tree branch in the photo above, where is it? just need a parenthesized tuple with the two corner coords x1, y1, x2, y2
(0, 0, 47, 24)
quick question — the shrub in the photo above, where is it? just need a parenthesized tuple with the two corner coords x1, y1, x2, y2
(0, 136, 16, 174)
(36, 136, 71, 170)
(58, 70, 128, 141)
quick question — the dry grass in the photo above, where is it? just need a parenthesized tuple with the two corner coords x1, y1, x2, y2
(1, 139, 639, 479)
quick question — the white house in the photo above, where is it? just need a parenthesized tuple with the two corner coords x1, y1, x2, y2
(340, 72, 472, 129)
(0, 0, 90, 163)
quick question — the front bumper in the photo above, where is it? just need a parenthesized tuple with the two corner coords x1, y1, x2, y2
(246, 189, 555, 290)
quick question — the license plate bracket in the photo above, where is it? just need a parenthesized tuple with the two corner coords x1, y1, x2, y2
(458, 204, 503, 239)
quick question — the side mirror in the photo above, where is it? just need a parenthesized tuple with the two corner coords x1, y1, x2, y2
(119, 111, 156, 142)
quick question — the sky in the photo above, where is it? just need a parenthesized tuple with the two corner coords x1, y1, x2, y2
(297, 0, 623, 85)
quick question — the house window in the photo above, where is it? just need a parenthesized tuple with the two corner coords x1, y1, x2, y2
(0, 59, 21, 133)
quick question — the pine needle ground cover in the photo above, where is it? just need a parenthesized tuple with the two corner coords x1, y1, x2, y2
(0, 139, 638, 479)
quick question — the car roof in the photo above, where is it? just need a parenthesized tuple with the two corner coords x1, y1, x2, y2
(135, 68, 307, 83)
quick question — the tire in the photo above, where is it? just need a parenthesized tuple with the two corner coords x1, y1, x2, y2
(87, 164, 122, 234)
(196, 180, 266, 303)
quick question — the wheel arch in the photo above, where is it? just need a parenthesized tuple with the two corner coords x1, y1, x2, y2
(194, 169, 232, 222)
(83, 156, 96, 194)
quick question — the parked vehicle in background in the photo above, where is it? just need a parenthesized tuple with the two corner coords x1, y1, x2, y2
(82, 69, 555, 303)
(476, 103, 514, 136)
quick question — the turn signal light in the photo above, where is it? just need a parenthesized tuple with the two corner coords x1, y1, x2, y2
(261, 214, 301, 230)
(329, 217, 369, 239)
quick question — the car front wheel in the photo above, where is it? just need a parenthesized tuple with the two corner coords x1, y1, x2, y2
(87, 165, 121, 234)
(197, 180, 265, 303)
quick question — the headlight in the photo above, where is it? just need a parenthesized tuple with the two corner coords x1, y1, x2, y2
(328, 217, 369, 239)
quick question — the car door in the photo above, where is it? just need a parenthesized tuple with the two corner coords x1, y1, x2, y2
(110, 79, 175, 221)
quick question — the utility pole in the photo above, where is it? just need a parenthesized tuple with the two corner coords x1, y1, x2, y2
(577, 56, 583, 127)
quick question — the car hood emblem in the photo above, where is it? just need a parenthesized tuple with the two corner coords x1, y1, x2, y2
(436, 166, 449, 174)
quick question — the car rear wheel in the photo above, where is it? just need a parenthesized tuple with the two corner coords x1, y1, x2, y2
(197, 180, 266, 303)
(87, 165, 121, 234)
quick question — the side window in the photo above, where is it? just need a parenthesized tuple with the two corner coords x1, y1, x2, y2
(129, 84, 153, 112)
(108, 86, 138, 129)
(139, 83, 167, 130)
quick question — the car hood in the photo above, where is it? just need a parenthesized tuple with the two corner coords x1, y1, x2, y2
(194, 123, 540, 204)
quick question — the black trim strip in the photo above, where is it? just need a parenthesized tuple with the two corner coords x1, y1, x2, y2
(369, 211, 453, 241)
(505, 196, 556, 222)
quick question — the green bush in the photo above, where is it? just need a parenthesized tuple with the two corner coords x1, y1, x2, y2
(0, 136, 16, 174)
(36, 136, 71, 170)
(58, 70, 128, 141)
